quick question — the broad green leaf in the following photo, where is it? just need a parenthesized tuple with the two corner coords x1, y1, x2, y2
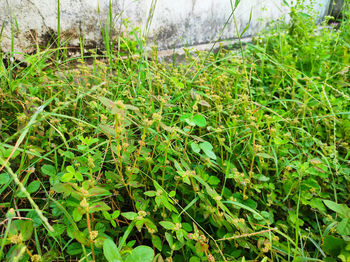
(41, 165, 56, 176)
(160, 195, 177, 213)
(199, 141, 213, 151)
(256, 174, 270, 182)
(337, 218, 350, 236)
(203, 149, 216, 160)
(144, 218, 158, 232)
(180, 113, 192, 121)
(183, 176, 191, 185)
(135, 219, 144, 232)
(324, 200, 350, 218)
(90, 202, 111, 213)
(193, 114, 207, 127)
(322, 235, 346, 257)
(67, 242, 83, 256)
(208, 176, 220, 186)
(190, 142, 201, 154)
(73, 208, 83, 222)
(189, 257, 201, 262)
(49, 224, 66, 237)
(52, 183, 75, 196)
(173, 160, 183, 172)
(173, 241, 184, 251)
(159, 221, 175, 230)
(74, 230, 90, 245)
(112, 210, 120, 219)
(185, 118, 196, 127)
(182, 223, 193, 232)
(20, 220, 33, 241)
(125, 246, 154, 262)
(309, 198, 327, 213)
(88, 187, 111, 196)
(144, 191, 156, 197)
(74, 171, 83, 182)
(200, 142, 216, 160)
(104, 239, 122, 262)
(165, 232, 173, 247)
(66, 166, 75, 174)
(176, 229, 184, 243)
(61, 172, 73, 182)
(122, 212, 138, 220)
(0, 172, 10, 184)
(103, 211, 112, 220)
(152, 235, 162, 251)
(63, 151, 75, 159)
(27, 181, 41, 193)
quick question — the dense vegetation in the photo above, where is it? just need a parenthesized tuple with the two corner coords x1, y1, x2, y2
(0, 3, 349, 262)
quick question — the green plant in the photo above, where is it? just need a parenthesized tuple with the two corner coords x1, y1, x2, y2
(0, 1, 349, 261)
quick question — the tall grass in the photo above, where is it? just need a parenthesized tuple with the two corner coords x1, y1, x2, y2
(0, 1, 349, 261)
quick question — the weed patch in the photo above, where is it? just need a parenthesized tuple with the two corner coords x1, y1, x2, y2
(0, 4, 349, 262)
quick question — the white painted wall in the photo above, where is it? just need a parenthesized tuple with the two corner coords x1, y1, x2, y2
(0, 0, 331, 54)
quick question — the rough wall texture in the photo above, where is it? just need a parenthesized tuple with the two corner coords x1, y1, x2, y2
(0, 0, 331, 54)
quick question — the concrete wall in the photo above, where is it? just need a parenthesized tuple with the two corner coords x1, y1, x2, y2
(0, 0, 331, 55)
